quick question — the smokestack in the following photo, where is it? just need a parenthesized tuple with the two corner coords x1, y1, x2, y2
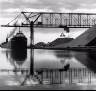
(7, 27, 17, 38)
(6, 38, 8, 43)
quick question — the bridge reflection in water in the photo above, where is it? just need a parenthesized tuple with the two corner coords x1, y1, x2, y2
(1, 49, 96, 86)
(0, 68, 96, 85)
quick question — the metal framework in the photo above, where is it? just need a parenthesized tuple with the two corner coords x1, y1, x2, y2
(1, 12, 96, 28)
(2, 12, 96, 46)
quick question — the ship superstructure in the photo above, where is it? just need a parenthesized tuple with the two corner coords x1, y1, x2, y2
(1, 28, 27, 49)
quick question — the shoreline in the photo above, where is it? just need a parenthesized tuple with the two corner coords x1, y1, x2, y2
(1, 46, 96, 52)
(27, 46, 96, 52)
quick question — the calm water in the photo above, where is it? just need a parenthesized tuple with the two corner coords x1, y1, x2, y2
(1, 48, 96, 89)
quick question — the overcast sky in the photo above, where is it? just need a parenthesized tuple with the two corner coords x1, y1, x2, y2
(0, 0, 95, 44)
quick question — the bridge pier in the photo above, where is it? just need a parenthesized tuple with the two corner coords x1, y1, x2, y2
(30, 49, 34, 76)
(30, 21, 34, 47)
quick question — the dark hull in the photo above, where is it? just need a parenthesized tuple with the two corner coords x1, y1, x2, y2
(11, 49, 27, 61)
(1, 31, 27, 49)
(11, 37, 27, 49)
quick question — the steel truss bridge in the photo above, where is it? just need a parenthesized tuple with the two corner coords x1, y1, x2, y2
(1, 12, 96, 28)
(1, 12, 96, 46)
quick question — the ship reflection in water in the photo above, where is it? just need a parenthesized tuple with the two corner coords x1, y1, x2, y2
(1, 49, 96, 89)
(10, 49, 27, 66)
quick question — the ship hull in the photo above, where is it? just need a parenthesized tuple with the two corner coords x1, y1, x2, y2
(11, 37, 27, 49)
(1, 32, 27, 49)
(0, 41, 11, 49)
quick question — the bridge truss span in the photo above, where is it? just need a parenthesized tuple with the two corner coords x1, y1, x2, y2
(1, 12, 96, 28)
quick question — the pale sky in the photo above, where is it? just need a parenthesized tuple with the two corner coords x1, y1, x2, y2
(0, 0, 96, 45)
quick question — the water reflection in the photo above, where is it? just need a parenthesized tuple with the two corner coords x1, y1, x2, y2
(1, 49, 96, 86)
(54, 50, 72, 58)
(10, 49, 27, 62)
(74, 52, 96, 73)
(54, 50, 71, 70)
(88, 52, 96, 62)
(3, 49, 27, 68)
(19, 50, 96, 85)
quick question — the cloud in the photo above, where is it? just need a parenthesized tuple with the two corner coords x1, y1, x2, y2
(38, 0, 96, 11)
(23, 8, 53, 12)
(0, 0, 13, 3)
(1, 0, 96, 18)
(24, 0, 39, 3)
(60, 8, 96, 13)
(3, 8, 21, 13)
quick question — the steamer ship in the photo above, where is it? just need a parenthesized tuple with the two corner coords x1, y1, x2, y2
(1, 30, 27, 49)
